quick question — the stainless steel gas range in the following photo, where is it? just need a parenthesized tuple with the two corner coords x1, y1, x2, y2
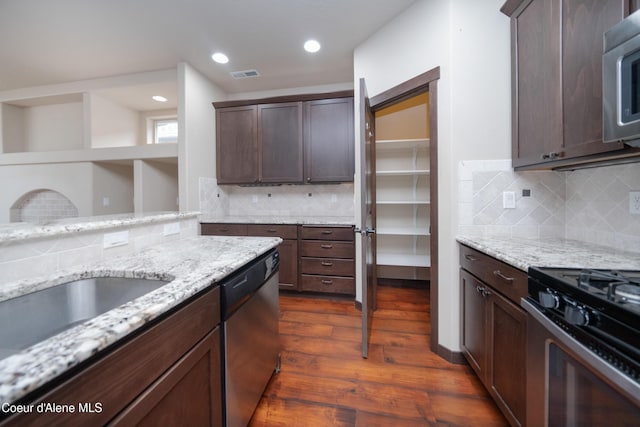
(523, 267, 640, 426)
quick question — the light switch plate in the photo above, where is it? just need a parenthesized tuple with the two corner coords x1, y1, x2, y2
(503, 191, 516, 209)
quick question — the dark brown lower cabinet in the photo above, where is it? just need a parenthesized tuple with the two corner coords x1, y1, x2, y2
(460, 245, 527, 427)
(200, 223, 299, 291)
(0, 288, 222, 427)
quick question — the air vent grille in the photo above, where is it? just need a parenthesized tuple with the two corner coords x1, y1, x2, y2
(230, 69, 260, 79)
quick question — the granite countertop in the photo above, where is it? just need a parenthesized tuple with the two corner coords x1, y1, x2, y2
(199, 215, 355, 226)
(0, 235, 281, 405)
(0, 211, 199, 244)
(457, 235, 640, 271)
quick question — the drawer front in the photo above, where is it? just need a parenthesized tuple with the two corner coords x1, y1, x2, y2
(246, 224, 298, 239)
(300, 275, 355, 294)
(300, 225, 354, 241)
(201, 223, 247, 236)
(459, 244, 527, 305)
(300, 240, 354, 259)
(300, 257, 354, 277)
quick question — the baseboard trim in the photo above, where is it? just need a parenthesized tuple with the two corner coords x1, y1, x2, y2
(435, 345, 467, 365)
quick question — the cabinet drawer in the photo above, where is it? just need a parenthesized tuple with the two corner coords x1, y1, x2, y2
(300, 225, 354, 241)
(300, 240, 354, 259)
(459, 244, 527, 305)
(300, 257, 354, 277)
(300, 275, 355, 294)
(201, 223, 247, 236)
(246, 224, 298, 239)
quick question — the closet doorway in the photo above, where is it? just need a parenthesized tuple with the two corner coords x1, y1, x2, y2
(368, 68, 440, 353)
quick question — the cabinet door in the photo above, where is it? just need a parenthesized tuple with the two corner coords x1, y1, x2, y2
(216, 106, 258, 184)
(460, 269, 487, 379)
(511, 0, 563, 168)
(259, 102, 303, 183)
(304, 98, 354, 183)
(487, 289, 527, 427)
(277, 239, 299, 291)
(562, 0, 626, 159)
(110, 328, 222, 427)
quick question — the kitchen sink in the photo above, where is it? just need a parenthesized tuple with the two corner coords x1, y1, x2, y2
(0, 276, 170, 359)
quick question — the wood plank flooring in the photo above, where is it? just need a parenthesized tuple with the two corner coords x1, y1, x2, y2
(249, 285, 508, 426)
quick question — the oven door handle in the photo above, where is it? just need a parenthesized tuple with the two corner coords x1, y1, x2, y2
(521, 298, 640, 404)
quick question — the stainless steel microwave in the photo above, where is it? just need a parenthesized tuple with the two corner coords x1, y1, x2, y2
(603, 10, 640, 147)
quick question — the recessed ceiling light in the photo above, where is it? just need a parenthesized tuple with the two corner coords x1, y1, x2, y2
(152, 95, 168, 102)
(304, 39, 321, 53)
(212, 52, 229, 64)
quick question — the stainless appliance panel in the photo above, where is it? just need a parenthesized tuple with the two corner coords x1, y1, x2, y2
(224, 272, 279, 427)
(523, 299, 640, 426)
(603, 10, 640, 147)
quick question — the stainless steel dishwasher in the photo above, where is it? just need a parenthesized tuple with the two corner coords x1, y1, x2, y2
(221, 249, 280, 427)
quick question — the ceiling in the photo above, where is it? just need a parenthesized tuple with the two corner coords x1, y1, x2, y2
(0, 0, 418, 104)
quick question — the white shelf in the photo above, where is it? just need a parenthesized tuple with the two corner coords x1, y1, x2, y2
(377, 252, 431, 268)
(376, 169, 430, 176)
(0, 144, 178, 166)
(376, 226, 430, 236)
(377, 200, 430, 205)
(376, 138, 429, 150)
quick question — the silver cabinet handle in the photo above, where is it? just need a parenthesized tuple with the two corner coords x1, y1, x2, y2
(494, 270, 514, 283)
(464, 254, 478, 262)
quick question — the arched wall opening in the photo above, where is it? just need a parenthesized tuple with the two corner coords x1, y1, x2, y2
(10, 189, 79, 222)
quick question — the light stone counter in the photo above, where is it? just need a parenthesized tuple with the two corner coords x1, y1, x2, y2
(0, 235, 281, 405)
(199, 215, 355, 226)
(457, 235, 640, 271)
(0, 211, 199, 244)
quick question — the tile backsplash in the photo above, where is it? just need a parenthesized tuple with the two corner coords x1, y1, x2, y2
(199, 178, 355, 223)
(459, 160, 640, 253)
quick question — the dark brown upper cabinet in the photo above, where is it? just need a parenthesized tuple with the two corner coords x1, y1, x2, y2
(216, 105, 258, 184)
(259, 102, 304, 183)
(214, 91, 354, 185)
(502, 0, 640, 169)
(304, 98, 355, 183)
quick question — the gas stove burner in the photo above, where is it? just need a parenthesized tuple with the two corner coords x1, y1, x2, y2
(616, 284, 640, 304)
(577, 269, 640, 290)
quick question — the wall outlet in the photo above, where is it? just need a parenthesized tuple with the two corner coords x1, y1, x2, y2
(252, 195, 258, 203)
(103, 230, 129, 249)
(502, 191, 516, 209)
(102, 196, 110, 207)
(630, 191, 640, 215)
(163, 222, 180, 236)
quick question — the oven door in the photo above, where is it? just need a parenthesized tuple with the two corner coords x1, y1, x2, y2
(522, 299, 640, 426)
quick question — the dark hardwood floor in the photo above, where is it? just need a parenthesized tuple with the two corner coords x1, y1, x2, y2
(249, 285, 508, 426)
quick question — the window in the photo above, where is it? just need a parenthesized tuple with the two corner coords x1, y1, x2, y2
(153, 119, 178, 144)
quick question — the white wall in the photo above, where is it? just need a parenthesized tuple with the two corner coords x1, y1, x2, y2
(92, 162, 134, 215)
(135, 160, 179, 212)
(178, 62, 226, 212)
(354, 0, 511, 353)
(90, 93, 140, 148)
(0, 163, 94, 222)
(1, 103, 25, 153)
(24, 102, 84, 151)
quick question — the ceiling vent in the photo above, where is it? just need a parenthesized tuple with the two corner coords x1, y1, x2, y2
(230, 69, 260, 79)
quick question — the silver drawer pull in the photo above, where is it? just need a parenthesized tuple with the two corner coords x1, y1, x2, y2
(321, 261, 334, 267)
(321, 244, 333, 249)
(321, 230, 333, 235)
(321, 279, 333, 285)
(493, 270, 514, 283)
(267, 229, 277, 233)
(464, 254, 478, 262)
